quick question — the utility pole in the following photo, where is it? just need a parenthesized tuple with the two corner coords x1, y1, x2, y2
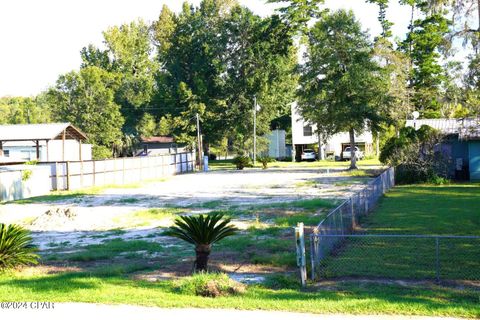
(253, 96, 257, 165)
(196, 113, 202, 170)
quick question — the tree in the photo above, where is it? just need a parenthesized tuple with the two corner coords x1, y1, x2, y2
(165, 213, 238, 272)
(367, 0, 393, 40)
(299, 10, 388, 169)
(463, 54, 480, 116)
(136, 113, 157, 138)
(0, 96, 51, 125)
(82, 20, 159, 136)
(380, 125, 448, 184)
(404, 13, 450, 117)
(47, 66, 124, 159)
(152, 1, 297, 154)
(267, 0, 325, 33)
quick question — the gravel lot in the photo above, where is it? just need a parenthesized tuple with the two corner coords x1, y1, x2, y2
(0, 167, 375, 249)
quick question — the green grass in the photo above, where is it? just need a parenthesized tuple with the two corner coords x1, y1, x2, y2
(245, 198, 336, 212)
(0, 271, 478, 317)
(361, 184, 480, 235)
(209, 159, 382, 171)
(319, 184, 480, 280)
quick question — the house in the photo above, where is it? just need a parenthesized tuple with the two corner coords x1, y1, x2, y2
(291, 103, 374, 161)
(0, 123, 91, 162)
(406, 118, 480, 181)
(136, 136, 185, 156)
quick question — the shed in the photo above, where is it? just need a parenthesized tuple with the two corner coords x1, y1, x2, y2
(136, 136, 184, 156)
(0, 123, 88, 162)
(406, 118, 480, 181)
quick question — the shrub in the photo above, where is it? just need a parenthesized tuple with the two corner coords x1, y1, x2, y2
(208, 153, 217, 161)
(257, 156, 273, 169)
(174, 272, 246, 297)
(263, 274, 300, 290)
(232, 156, 252, 170)
(0, 224, 39, 270)
(165, 213, 238, 271)
(21, 170, 32, 182)
(381, 125, 449, 184)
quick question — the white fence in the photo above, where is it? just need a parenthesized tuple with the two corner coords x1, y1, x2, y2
(0, 152, 195, 201)
(0, 165, 51, 202)
(42, 152, 195, 191)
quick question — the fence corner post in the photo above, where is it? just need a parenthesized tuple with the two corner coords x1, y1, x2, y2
(295, 222, 307, 288)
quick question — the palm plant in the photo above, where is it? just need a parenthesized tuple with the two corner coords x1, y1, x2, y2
(166, 213, 238, 271)
(0, 224, 39, 270)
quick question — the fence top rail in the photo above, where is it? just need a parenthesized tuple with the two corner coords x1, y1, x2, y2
(315, 167, 394, 229)
(311, 233, 480, 239)
(316, 199, 350, 229)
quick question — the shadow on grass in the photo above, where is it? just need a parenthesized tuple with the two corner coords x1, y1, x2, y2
(0, 271, 478, 317)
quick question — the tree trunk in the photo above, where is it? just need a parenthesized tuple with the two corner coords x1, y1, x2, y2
(195, 244, 211, 272)
(349, 128, 358, 170)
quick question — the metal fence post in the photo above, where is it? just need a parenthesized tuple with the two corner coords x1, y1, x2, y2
(310, 227, 319, 281)
(295, 223, 307, 287)
(435, 237, 440, 283)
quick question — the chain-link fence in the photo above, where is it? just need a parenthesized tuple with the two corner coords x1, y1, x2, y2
(306, 167, 480, 283)
(309, 168, 395, 278)
(311, 234, 480, 282)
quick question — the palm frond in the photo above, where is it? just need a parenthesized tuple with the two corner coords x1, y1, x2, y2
(166, 213, 238, 246)
(0, 224, 39, 270)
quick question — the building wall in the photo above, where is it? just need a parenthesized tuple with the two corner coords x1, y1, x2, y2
(469, 141, 480, 181)
(3, 140, 92, 162)
(291, 102, 374, 157)
(266, 130, 287, 159)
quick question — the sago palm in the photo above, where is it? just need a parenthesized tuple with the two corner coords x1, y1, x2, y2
(166, 213, 238, 271)
(0, 224, 39, 270)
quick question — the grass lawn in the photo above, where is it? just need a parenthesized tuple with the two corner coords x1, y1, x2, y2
(318, 184, 480, 281)
(209, 158, 382, 171)
(2, 181, 479, 316)
(0, 271, 478, 318)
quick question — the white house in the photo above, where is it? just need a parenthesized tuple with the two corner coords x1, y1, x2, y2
(0, 123, 92, 162)
(291, 103, 374, 160)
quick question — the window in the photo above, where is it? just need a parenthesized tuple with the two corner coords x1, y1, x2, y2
(3, 150, 9, 157)
(303, 125, 313, 137)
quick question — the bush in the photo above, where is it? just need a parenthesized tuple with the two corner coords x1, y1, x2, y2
(257, 156, 273, 169)
(381, 126, 449, 185)
(232, 156, 252, 170)
(0, 224, 39, 270)
(208, 153, 217, 161)
(174, 272, 246, 297)
(263, 274, 300, 290)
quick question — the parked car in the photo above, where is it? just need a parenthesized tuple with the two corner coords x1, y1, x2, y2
(342, 146, 364, 160)
(301, 149, 316, 161)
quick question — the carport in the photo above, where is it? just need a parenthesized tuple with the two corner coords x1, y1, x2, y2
(0, 123, 87, 161)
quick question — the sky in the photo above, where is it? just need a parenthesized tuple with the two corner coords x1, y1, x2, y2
(0, 0, 413, 97)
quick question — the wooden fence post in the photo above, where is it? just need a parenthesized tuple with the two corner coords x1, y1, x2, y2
(66, 161, 71, 191)
(54, 162, 59, 190)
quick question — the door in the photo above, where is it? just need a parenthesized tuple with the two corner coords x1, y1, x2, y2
(469, 141, 480, 181)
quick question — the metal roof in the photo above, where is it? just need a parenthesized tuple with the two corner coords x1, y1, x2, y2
(140, 136, 175, 143)
(0, 123, 87, 142)
(405, 118, 480, 140)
